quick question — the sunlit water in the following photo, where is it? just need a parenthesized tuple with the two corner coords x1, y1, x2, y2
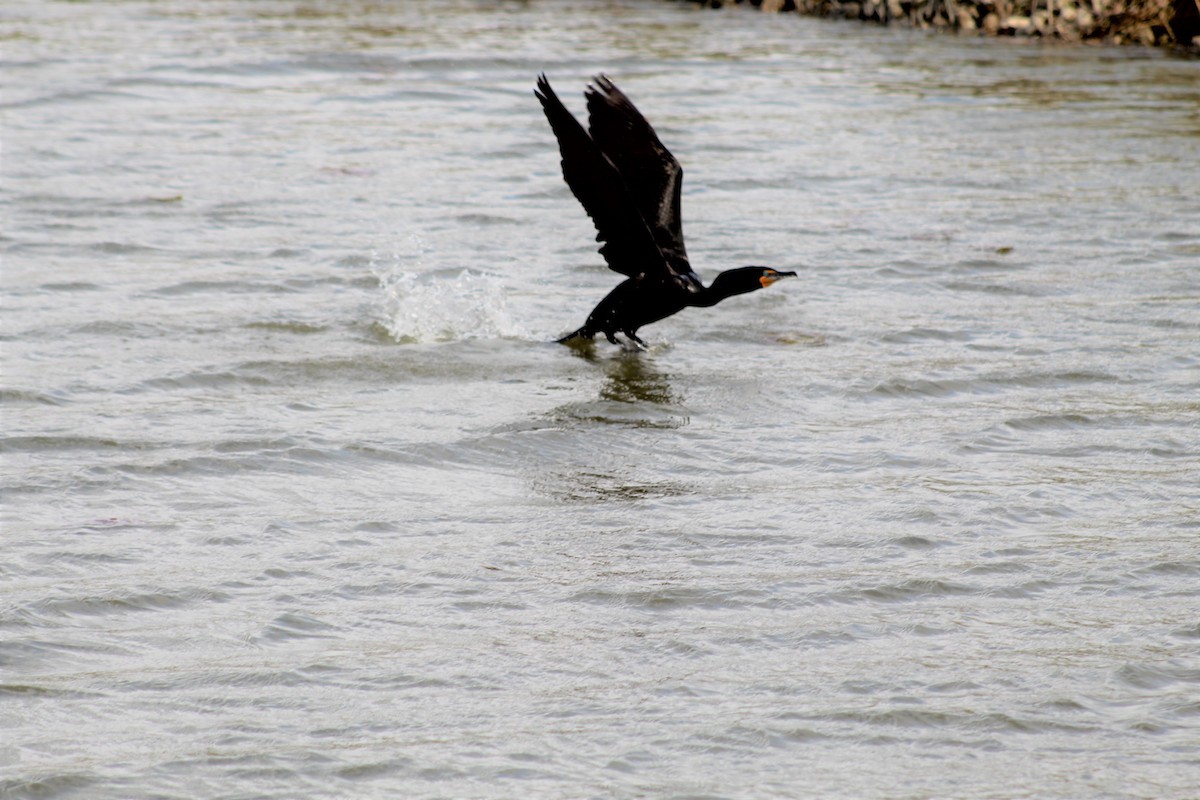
(3, 1, 1199, 797)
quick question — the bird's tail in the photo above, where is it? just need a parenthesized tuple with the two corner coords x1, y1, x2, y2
(555, 326, 592, 344)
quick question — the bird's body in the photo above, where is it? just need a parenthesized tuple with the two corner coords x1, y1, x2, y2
(535, 74, 795, 347)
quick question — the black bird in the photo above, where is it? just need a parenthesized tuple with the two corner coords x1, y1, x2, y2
(535, 74, 796, 347)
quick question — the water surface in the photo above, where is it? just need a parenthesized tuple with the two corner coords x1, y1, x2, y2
(3, 1, 1199, 797)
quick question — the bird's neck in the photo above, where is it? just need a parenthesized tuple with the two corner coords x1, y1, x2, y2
(690, 270, 757, 308)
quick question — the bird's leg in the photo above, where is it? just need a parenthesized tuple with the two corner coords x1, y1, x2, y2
(624, 331, 648, 351)
(604, 331, 620, 345)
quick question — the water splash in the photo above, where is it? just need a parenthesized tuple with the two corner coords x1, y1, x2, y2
(372, 247, 525, 343)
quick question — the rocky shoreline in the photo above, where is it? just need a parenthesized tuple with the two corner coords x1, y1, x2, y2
(687, 0, 1200, 46)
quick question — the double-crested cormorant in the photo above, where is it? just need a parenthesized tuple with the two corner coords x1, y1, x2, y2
(535, 74, 796, 347)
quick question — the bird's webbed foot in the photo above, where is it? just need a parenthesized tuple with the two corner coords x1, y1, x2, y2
(607, 332, 647, 353)
(604, 331, 620, 346)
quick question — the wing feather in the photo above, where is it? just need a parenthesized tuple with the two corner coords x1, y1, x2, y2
(585, 75, 693, 278)
(534, 75, 670, 281)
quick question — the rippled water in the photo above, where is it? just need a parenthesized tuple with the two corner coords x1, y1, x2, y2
(3, 1, 1199, 797)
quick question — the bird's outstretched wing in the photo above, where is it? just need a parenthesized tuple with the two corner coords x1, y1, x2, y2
(535, 74, 672, 281)
(585, 75, 693, 278)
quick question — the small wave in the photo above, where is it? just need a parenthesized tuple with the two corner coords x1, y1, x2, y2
(881, 327, 971, 344)
(0, 435, 126, 453)
(963, 561, 1031, 576)
(566, 584, 773, 610)
(985, 579, 1061, 598)
(454, 213, 520, 226)
(1132, 560, 1200, 577)
(148, 279, 295, 297)
(0, 773, 101, 799)
(0, 388, 68, 406)
(1004, 413, 1094, 431)
(258, 612, 340, 643)
(89, 446, 336, 479)
(24, 588, 225, 622)
(951, 257, 1024, 273)
(941, 280, 1044, 297)
(824, 707, 1092, 735)
(39, 281, 101, 292)
(865, 370, 1118, 399)
(67, 320, 166, 337)
(1114, 663, 1200, 690)
(866, 376, 977, 398)
(0, 87, 146, 111)
(243, 321, 328, 334)
(117, 369, 272, 394)
(373, 256, 525, 343)
(891, 535, 944, 550)
(1172, 623, 1200, 640)
(0, 684, 100, 700)
(826, 579, 980, 605)
(88, 241, 163, 255)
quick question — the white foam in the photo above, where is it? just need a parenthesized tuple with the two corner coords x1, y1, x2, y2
(372, 247, 527, 343)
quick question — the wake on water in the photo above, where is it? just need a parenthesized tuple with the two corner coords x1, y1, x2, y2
(372, 248, 529, 344)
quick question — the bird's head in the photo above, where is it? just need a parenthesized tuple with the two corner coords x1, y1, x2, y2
(694, 266, 797, 308)
(755, 267, 798, 289)
(708, 266, 797, 300)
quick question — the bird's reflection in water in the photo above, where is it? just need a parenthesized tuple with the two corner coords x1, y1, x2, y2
(527, 347, 692, 503)
(599, 351, 677, 406)
(559, 342, 684, 425)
